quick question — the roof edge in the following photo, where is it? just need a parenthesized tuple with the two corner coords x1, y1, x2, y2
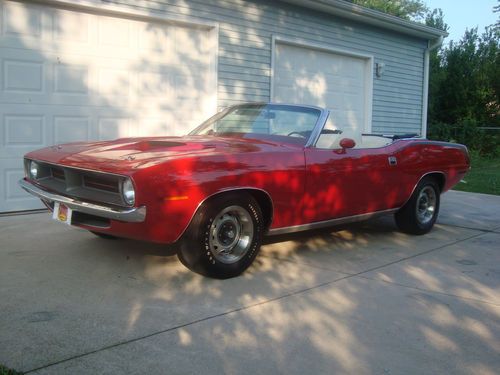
(281, 0, 448, 40)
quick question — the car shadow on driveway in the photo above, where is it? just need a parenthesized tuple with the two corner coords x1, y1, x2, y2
(1, 194, 499, 374)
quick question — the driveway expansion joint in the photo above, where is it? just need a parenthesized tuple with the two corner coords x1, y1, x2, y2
(24, 229, 489, 374)
(356, 275, 500, 307)
(438, 222, 499, 233)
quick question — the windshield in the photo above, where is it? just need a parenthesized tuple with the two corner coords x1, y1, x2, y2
(190, 104, 322, 145)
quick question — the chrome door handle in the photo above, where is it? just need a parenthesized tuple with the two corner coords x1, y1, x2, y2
(388, 156, 397, 166)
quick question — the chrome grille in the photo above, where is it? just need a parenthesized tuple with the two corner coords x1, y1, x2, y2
(27, 160, 128, 207)
(83, 175, 120, 193)
(50, 167, 65, 181)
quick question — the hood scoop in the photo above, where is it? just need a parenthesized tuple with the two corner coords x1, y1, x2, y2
(108, 139, 217, 158)
(145, 140, 186, 149)
(140, 140, 216, 152)
(132, 140, 186, 151)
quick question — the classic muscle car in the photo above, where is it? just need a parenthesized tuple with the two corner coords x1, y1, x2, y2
(20, 103, 470, 278)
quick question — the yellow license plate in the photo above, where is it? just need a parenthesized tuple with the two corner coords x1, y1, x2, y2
(52, 202, 72, 225)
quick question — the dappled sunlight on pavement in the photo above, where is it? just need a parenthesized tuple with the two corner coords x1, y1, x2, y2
(0, 190, 499, 374)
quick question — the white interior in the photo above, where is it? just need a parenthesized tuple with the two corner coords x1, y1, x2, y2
(316, 130, 392, 149)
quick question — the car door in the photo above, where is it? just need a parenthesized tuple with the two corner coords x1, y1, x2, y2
(303, 143, 400, 223)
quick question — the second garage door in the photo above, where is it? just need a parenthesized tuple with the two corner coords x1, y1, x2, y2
(0, 1, 217, 212)
(272, 41, 373, 133)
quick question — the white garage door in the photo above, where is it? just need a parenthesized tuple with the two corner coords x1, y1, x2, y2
(272, 41, 372, 132)
(0, 0, 217, 212)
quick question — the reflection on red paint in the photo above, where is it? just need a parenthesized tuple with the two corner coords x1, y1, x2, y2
(25, 136, 470, 244)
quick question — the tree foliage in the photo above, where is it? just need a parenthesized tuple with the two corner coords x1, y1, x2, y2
(427, 24, 500, 155)
(348, 0, 500, 154)
(347, 0, 428, 21)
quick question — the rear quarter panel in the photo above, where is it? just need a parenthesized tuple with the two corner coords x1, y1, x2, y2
(390, 140, 470, 206)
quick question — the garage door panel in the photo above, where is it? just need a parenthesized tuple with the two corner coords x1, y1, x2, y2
(273, 42, 370, 132)
(139, 72, 173, 98)
(0, 160, 44, 211)
(1, 1, 43, 39)
(5, 167, 25, 200)
(138, 22, 174, 53)
(1, 50, 212, 108)
(0, 109, 49, 159)
(97, 67, 132, 98)
(175, 27, 215, 60)
(54, 64, 90, 95)
(54, 116, 90, 144)
(98, 118, 131, 141)
(4, 115, 45, 146)
(0, 101, 210, 156)
(53, 8, 91, 44)
(3, 58, 45, 93)
(98, 16, 131, 48)
(276, 70, 365, 90)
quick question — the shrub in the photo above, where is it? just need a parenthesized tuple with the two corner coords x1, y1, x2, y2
(428, 119, 500, 157)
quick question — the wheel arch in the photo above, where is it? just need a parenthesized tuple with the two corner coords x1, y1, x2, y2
(424, 171, 446, 193)
(177, 187, 274, 242)
(402, 171, 446, 209)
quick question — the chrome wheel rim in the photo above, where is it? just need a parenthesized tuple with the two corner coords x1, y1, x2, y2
(209, 206, 254, 264)
(416, 186, 437, 225)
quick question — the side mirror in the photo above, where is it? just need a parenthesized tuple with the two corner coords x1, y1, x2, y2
(339, 138, 356, 149)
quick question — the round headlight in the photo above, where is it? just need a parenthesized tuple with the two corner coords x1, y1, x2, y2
(122, 178, 135, 205)
(30, 161, 39, 179)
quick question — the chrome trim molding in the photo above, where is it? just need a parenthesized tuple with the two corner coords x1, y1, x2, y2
(19, 179, 146, 223)
(24, 157, 129, 179)
(392, 139, 468, 151)
(305, 108, 330, 148)
(174, 186, 275, 243)
(400, 171, 446, 208)
(267, 208, 399, 236)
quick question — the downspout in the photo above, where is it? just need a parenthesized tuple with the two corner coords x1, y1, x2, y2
(422, 36, 444, 137)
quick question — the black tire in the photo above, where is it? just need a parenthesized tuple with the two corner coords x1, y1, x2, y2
(178, 192, 264, 279)
(90, 231, 118, 240)
(395, 177, 440, 235)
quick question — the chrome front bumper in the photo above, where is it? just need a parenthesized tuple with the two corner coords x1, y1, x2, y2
(19, 179, 146, 223)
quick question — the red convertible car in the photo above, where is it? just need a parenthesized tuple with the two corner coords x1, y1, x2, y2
(20, 103, 470, 278)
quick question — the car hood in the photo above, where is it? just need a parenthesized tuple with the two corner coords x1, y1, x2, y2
(25, 136, 299, 174)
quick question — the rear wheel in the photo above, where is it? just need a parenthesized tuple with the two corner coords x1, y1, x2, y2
(395, 177, 440, 235)
(178, 192, 264, 279)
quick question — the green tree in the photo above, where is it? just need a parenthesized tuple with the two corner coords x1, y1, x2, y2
(427, 25, 499, 155)
(425, 9, 448, 126)
(347, 0, 428, 21)
(431, 28, 499, 126)
(348, 0, 500, 153)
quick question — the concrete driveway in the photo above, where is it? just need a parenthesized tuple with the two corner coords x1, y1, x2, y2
(0, 190, 499, 375)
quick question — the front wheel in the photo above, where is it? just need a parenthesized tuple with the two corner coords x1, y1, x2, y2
(178, 192, 264, 279)
(395, 177, 440, 235)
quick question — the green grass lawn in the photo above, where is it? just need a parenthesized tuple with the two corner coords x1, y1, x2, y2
(0, 365, 22, 375)
(453, 154, 500, 195)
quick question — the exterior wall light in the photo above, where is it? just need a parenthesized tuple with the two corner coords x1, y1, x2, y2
(376, 62, 385, 77)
